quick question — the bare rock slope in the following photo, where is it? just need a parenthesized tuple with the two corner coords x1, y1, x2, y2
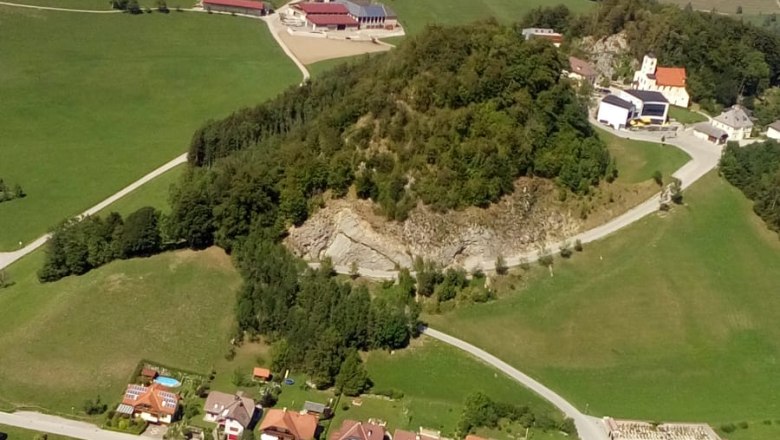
(285, 179, 581, 271)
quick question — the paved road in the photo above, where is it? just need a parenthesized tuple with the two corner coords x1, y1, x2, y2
(0, 411, 142, 440)
(422, 327, 609, 440)
(0, 1, 122, 12)
(0, 154, 187, 271)
(262, 6, 311, 82)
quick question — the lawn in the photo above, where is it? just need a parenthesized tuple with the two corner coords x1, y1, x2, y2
(659, 0, 779, 14)
(390, 0, 594, 35)
(0, 0, 192, 9)
(668, 106, 708, 125)
(96, 164, 184, 216)
(0, 424, 76, 440)
(0, 246, 241, 416)
(598, 127, 690, 184)
(426, 171, 780, 424)
(307, 56, 356, 78)
(0, 8, 298, 251)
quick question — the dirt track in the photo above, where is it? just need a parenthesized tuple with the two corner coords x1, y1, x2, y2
(277, 30, 390, 64)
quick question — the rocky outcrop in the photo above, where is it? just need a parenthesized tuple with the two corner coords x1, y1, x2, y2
(284, 179, 581, 271)
(580, 31, 632, 82)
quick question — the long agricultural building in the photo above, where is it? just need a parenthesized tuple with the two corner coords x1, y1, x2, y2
(290, 0, 398, 31)
(202, 0, 269, 15)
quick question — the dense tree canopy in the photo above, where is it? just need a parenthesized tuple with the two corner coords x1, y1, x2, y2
(720, 140, 780, 234)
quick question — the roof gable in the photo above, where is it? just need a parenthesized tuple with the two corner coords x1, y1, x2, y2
(569, 56, 596, 77)
(655, 67, 686, 87)
(295, 2, 349, 14)
(122, 383, 179, 416)
(714, 105, 754, 129)
(260, 409, 318, 440)
(602, 95, 634, 110)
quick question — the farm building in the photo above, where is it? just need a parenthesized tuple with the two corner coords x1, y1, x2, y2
(767, 120, 780, 140)
(567, 56, 597, 85)
(202, 0, 268, 16)
(116, 383, 179, 425)
(290, 2, 360, 30)
(333, 0, 398, 29)
(520, 28, 563, 47)
(693, 123, 728, 144)
(204, 391, 256, 440)
(619, 89, 669, 125)
(632, 54, 689, 107)
(597, 95, 635, 130)
(712, 105, 754, 141)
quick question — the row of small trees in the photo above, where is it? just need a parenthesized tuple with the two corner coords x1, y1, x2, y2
(457, 392, 576, 438)
(38, 207, 162, 282)
(0, 178, 25, 203)
(110, 0, 170, 13)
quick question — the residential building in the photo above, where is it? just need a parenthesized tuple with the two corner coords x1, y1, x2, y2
(619, 89, 669, 124)
(253, 367, 272, 381)
(711, 105, 754, 141)
(329, 419, 386, 440)
(303, 401, 332, 419)
(632, 54, 690, 108)
(597, 95, 635, 130)
(692, 123, 728, 144)
(204, 391, 257, 440)
(116, 383, 179, 424)
(768, 120, 780, 140)
(520, 28, 563, 47)
(259, 409, 318, 440)
(567, 56, 597, 85)
(202, 0, 268, 16)
(603, 418, 721, 440)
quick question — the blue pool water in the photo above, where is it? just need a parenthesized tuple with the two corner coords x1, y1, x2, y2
(154, 376, 181, 387)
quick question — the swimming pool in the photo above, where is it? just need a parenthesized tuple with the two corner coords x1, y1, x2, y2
(154, 376, 181, 388)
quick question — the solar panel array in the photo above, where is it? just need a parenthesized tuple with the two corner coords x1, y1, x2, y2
(159, 390, 178, 408)
(125, 384, 147, 401)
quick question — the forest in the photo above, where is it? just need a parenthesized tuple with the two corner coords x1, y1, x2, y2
(720, 140, 780, 235)
(523, 0, 780, 112)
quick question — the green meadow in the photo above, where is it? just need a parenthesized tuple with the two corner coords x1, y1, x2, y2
(427, 172, 780, 424)
(0, 8, 298, 250)
(0, 424, 76, 440)
(597, 128, 690, 184)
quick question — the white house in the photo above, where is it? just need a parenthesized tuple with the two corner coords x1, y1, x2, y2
(632, 54, 690, 108)
(619, 89, 669, 125)
(597, 95, 635, 130)
(693, 123, 728, 144)
(711, 105, 754, 141)
(767, 120, 780, 140)
(521, 28, 563, 47)
(204, 391, 256, 440)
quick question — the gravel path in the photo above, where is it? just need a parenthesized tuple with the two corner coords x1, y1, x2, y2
(0, 411, 141, 440)
(0, 1, 122, 12)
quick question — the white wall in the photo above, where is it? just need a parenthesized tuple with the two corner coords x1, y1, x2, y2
(767, 127, 780, 140)
(597, 102, 631, 130)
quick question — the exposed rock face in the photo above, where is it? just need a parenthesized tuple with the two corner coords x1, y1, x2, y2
(580, 31, 632, 82)
(284, 179, 581, 271)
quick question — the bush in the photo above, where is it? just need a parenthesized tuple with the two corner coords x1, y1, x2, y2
(495, 255, 508, 275)
(538, 252, 553, 268)
(738, 421, 749, 429)
(652, 170, 663, 186)
(559, 243, 573, 259)
(373, 388, 404, 399)
(574, 239, 583, 252)
(83, 395, 108, 415)
(720, 423, 737, 433)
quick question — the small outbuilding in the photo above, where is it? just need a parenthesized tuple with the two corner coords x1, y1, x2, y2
(767, 120, 780, 140)
(597, 95, 636, 130)
(303, 401, 332, 419)
(693, 123, 728, 144)
(253, 367, 272, 381)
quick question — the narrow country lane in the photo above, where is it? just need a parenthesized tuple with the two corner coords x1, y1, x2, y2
(0, 411, 141, 440)
(0, 154, 187, 271)
(422, 327, 610, 440)
(0, 1, 122, 12)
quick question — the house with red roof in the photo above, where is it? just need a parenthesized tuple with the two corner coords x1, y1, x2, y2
(258, 408, 319, 440)
(632, 54, 690, 108)
(202, 0, 268, 15)
(329, 419, 386, 440)
(116, 383, 179, 424)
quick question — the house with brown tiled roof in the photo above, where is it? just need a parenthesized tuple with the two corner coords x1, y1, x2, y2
(258, 409, 318, 440)
(567, 56, 597, 85)
(329, 419, 386, 440)
(632, 54, 690, 108)
(116, 383, 179, 424)
(204, 391, 257, 440)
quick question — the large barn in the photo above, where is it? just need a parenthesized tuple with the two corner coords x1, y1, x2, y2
(202, 0, 268, 16)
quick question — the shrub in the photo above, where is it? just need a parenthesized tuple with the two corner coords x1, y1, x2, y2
(83, 395, 107, 415)
(574, 239, 583, 252)
(652, 170, 663, 186)
(559, 243, 573, 259)
(720, 423, 736, 433)
(538, 252, 553, 268)
(738, 421, 749, 429)
(373, 388, 404, 399)
(495, 255, 508, 275)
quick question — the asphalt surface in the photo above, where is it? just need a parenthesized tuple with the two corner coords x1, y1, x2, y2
(0, 154, 187, 271)
(422, 327, 610, 440)
(0, 411, 142, 440)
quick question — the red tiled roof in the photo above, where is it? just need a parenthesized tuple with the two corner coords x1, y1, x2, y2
(306, 14, 359, 26)
(203, 0, 265, 10)
(259, 409, 318, 440)
(122, 383, 179, 416)
(330, 420, 385, 440)
(393, 430, 417, 440)
(655, 67, 686, 87)
(141, 368, 158, 378)
(294, 2, 349, 14)
(569, 56, 596, 77)
(253, 367, 271, 379)
(465, 435, 488, 440)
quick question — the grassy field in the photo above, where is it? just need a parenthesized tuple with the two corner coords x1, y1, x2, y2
(426, 172, 780, 424)
(660, 0, 779, 14)
(598, 128, 690, 184)
(96, 165, 183, 216)
(668, 106, 708, 125)
(209, 339, 568, 439)
(307, 56, 356, 78)
(0, 8, 298, 251)
(0, 424, 76, 440)
(0, 247, 241, 416)
(390, 0, 594, 35)
(0, 0, 190, 9)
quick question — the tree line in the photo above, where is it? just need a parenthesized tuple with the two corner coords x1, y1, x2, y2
(720, 140, 780, 234)
(457, 392, 575, 438)
(0, 178, 25, 203)
(522, 0, 780, 112)
(38, 207, 162, 282)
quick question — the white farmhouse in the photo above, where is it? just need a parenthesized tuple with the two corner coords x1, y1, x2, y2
(767, 120, 780, 140)
(204, 391, 256, 440)
(521, 28, 563, 47)
(633, 54, 690, 108)
(597, 95, 635, 130)
(711, 105, 754, 141)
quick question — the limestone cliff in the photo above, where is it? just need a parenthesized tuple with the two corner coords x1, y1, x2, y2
(284, 179, 582, 271)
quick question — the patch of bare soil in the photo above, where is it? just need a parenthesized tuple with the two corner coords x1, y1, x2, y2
(278, 30, 390, 65)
